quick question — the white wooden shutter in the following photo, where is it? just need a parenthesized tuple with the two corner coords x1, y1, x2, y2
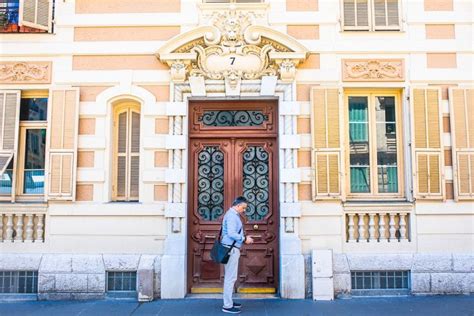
(47, 88, 79, 200)
(19, 0, 53, 32)
(343, 0, 370, 31)
(373, 0, 401, 30)
(311, 87, 343, 199)
(411, 88, 444, 199)
(0, 91, 20, 177)
(449, 88, 474, 200)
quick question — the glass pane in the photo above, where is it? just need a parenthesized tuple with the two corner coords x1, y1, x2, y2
(20, 98, 48, 121)
(0, 159, 13, 194)
(197, 146, 224, 221)
(375, 96, 398, 193)
(198, 110, 268, 127)
(349, 97, 370, 193)
(242, 146, 270, 221)
(23, 129, 46, 194)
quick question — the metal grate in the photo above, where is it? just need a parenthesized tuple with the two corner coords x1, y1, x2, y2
(0, 271, 38, 293)
(106, 272, 137, 292)
(351, 271, 410, 290)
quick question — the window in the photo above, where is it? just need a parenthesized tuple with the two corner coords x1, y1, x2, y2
(345, 91, 403, 197)
(106, 271, 137, 292)
(351, 271, 410, 293)
(0, 0, 54, 33)
(0, 271, 38, 293)
(16, 92, 48, 198)
(113, 103, 140, 201)
(342, 0, 401, 31)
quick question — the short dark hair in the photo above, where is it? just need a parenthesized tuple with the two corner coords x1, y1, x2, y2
(232, 196, 248, 206)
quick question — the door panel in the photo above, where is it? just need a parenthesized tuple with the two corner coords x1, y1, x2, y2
(188, 99, 279, 293)
(189, 139, 232, 288)
(188, 138, 278, 292)
(235, 139, 278, 289)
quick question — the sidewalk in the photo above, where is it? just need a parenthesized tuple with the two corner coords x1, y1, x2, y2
(0, 296, 473, 316)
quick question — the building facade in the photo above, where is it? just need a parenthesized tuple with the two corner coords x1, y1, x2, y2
(0, 0, 472, 300)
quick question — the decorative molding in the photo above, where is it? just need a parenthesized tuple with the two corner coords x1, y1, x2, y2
(342, 59, 404, 82)
(0, 61, 52, 84)
(157, 9, 308, 83)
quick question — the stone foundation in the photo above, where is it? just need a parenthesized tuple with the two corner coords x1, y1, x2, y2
(1, 252, 472, 300)
(0, 254, 162, 301)
(307, 253, 473, 297)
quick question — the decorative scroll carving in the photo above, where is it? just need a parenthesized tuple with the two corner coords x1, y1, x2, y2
(342, 59, 404, 82)
(0, 62, 51, 84)
(158, 9, 307, 83)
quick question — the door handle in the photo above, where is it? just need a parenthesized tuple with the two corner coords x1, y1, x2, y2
(253, 224, 259, 230)
(204, 235, 216, 239)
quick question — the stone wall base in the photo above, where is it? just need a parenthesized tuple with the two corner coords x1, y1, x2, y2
(0, 254, 162, 301)
(309, 252, 473, 297)
(1, 252, 472, 300)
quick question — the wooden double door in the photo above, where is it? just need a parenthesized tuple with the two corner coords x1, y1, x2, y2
(187, 100, 279, 293)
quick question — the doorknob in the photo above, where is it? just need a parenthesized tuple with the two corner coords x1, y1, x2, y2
(253, 224, 259, 230)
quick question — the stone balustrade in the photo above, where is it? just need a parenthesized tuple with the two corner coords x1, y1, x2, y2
(0, 213, 45, 242)
(345, 211, 410, 242)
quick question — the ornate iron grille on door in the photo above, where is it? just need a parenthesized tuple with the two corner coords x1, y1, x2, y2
(242, 146, 270, 221)
(197, 146, 225, 221)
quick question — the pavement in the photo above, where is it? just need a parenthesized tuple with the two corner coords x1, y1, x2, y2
(0, 296, 473, 316)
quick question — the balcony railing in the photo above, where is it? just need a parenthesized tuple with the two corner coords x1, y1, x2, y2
(0, 212, 45, 242)
(346, 211, 410, 243)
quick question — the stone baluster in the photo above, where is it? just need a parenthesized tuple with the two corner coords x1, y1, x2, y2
(0, 214, 3, 242)
(378, 213, 387, 241)
(25, 214, 34, 242)
(347, 213, 355, 242)
(357, 214, 365, 242)
(399, 213, 407, 241)
(368, 213, 376, 241)
(35, 214, 44, 242)
(5, 214, 14, 242)
(14, 214, 23, 242)
(388, 213, 396, 242)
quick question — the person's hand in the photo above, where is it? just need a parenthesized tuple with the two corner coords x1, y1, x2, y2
(245, 236, 254, 244)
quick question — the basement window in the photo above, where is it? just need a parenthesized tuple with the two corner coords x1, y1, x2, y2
(0, 271, 38, 293)
(106, 271, 137, 292)
(351, 271, 410, 295)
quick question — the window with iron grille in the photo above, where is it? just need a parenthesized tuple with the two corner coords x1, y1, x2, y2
(106, 271, 137, 292)
(351, 271, 410, 290)
(0, 271, 38, 293)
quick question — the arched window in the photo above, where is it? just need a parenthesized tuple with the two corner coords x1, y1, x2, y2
(112, 102, 140, 201)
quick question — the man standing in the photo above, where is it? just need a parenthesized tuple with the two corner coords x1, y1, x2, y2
(221, 196, 254, 314)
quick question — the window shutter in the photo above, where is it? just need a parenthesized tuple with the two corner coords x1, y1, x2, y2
(129, 111, 140, 200)
(411, 88, 444, 199)
(47, 88, 79, 200)
(343, 0, 370, 31)
(19, 0, 53, 32)
(116, 111, 128, 199)
(0, 91, 20, 177)
(311, 87, 342, 199)
(373, 0, 400, 30)
(449, 88, 474, 199)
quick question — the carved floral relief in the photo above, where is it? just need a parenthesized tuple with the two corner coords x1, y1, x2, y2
(342, 59, 404, 82)
(0, 62, 52, 84)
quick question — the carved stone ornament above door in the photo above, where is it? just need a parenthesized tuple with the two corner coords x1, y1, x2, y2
(0, 61, 52, 84)
(342, 59, 405, 82)
(156, 8, 308, 83)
